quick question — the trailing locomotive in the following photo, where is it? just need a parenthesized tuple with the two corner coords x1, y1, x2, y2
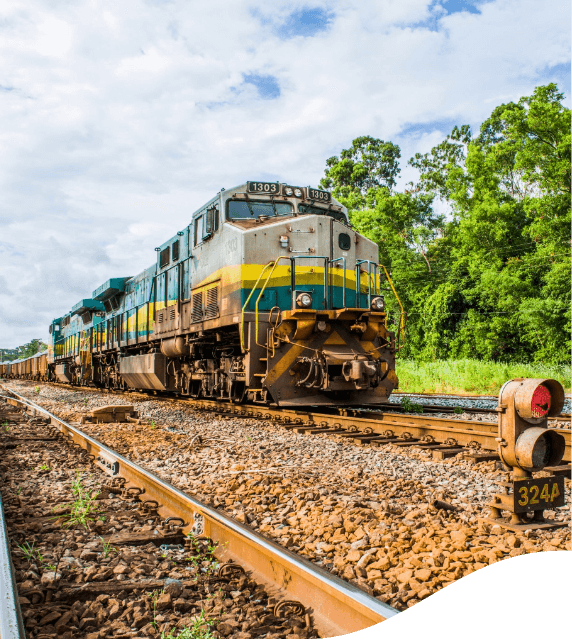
(1, 181, 402, 406)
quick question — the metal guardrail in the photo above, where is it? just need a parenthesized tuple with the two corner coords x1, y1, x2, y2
(0, 449, 26, 640)
(0, 387, 397, 637)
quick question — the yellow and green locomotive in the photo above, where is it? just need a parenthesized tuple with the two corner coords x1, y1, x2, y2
(16, 181, 402, 406)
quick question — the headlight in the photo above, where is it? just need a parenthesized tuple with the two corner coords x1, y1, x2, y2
(294, 188, 302, 197)
(284, 187, 293, 196)
(296, 292, 312, 308)
(371, 296, 385, 311)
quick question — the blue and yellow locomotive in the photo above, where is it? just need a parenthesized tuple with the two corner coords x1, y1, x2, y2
(6, 181, 402, 406)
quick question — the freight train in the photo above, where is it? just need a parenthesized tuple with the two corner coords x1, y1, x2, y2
(0, 181, 403, 406)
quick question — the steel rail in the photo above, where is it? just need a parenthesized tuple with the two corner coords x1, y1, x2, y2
(0, 388, 397, 637)
(169, 397, 571, 463)
(0, 450, 26, 640)
(3, 380, 569, 461)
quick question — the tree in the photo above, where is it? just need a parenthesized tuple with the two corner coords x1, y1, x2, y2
(319, 136, 401, 204)
(323, 84, 570, 364)
(20, 339, 48, 358)
(406, 84, 570, 363)
(0, 340, 48, 361)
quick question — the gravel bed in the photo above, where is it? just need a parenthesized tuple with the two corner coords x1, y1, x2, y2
(0, 394, 314, 640)
(389, 393, 572, 415)
(5, 381, 571, 614)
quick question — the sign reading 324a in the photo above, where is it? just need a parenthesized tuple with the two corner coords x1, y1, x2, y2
(512, 476, 565, 513)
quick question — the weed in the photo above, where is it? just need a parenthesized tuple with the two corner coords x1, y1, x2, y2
(400, 397, 423, 414)
(34, 386, 40, 393)
(150, 420, 156, 429)
(454, 406, 464, 414)
(2, 420, 9, 432)
(39, 463, 51, 472)
(17, 541, 37, 562)
(160, 610, 216, 639)
(16, 543, 57, 572)
(100, 537, 117, 558)
(147, 589, 163, 630)
(83, 399, 88, 407)
(246, 436, 251, 442)
(55, 471, 104, 529)
(185, 554, 201, 568)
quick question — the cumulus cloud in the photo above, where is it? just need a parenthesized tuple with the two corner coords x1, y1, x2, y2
(0, 0, 569, 346)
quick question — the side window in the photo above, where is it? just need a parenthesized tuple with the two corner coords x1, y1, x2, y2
(206, 207, 219, 234)
(172, 239, 179, 261)
(339, 233, 351, 250)
(194, 215, 204, 246)
(160, 247, 170, 268)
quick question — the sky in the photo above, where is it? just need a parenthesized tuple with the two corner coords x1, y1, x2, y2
(0, 0, 570, 348)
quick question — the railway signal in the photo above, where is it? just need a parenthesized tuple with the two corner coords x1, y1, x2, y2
(485, 378, 568, 531)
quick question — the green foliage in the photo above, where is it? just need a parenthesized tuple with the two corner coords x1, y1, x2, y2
(160, 610, 216, 639)
(100, 537, 117, 558)
(319, 135, 401, 203)
(399, 397, 423, 413)
(0, 339, 48, 361)
(17, 541, 37, 562)
(396, 358, 571, 394)
(55, 471, 103, 529)
(324, 84, 570, 365)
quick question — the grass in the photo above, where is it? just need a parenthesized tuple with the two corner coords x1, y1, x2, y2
(16, 542, 57, 572)
(100, 536, 117, 558)
(55, 471, 104, 529)
(160, 611, 216, 639)
(400, 397, 423, 413)
(17, 541, 37, 562)
(395, 359, 571, 395)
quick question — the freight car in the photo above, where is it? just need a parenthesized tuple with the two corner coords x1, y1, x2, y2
(7, 181, 404, 407)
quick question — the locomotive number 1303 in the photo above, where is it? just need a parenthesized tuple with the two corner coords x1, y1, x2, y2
(307, 187, 331, 202)
(247, 182, 279, 193)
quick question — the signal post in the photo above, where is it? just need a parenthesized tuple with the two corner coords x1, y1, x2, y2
(483, 378, 568, 532)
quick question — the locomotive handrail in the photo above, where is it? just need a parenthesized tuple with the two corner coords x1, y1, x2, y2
(380, 264, 406, 350)
(355, 260, 379, 307)
(290, 255, 330, 310)
(329, 256, 347, 308)
(254, 257, 290, 350)
(240, 261, 275, 352)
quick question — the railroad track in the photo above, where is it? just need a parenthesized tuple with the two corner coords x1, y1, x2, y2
(0, 387, 397, 638)
(167, 397, 572, 465)
(4, 379, 571, 466)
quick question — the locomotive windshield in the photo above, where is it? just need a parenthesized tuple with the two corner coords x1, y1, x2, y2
(227, 200, 293, 220)
(299, 203, 347, 223)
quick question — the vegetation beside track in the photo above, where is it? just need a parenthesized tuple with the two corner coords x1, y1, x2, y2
(323, 84, 570, 366)
(395, 358, 571, 395)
